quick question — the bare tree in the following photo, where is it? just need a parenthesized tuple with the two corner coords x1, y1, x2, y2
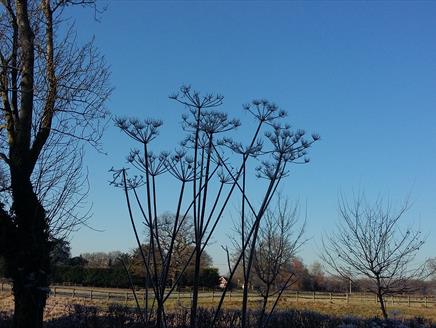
(155, 212, 193, 285)
(0, 1, 111, 327)
(250, 197, 305, 327)
(154, 212, 212, 285)
(80, 251, 122, 268)
(322, 194, 429, 319)
(113, 86, 319, 328)
(129, 213, 211, 286)
(430, 258, 436, 278)
(308, 261, 326, 291)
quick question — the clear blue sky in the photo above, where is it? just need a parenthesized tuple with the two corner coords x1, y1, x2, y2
(67, 1, 436, 273)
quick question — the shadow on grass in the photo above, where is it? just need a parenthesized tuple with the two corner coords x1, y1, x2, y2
(1, 304, 435, 327)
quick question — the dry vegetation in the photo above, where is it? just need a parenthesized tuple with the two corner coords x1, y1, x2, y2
(2, 292, 435, 323)
(166, 297, 436, 322)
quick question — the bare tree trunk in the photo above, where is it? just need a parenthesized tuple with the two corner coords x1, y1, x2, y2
(377, 288, 388, 319)
(13, 281, 47, 328)
(375, 276, 388, 319)
(5, 4, 49, 324)
(258, 284, 271, 328)
(10, 170, 50, 328)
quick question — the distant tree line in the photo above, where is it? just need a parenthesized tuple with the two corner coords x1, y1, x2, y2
(230, 256, 436, 295)
(43, 240, 220, 289)
(51, 265, 132, 288)
(0, 245, 434, 293)
(0, 241, 433, 293)
(51, 265, 220, 289)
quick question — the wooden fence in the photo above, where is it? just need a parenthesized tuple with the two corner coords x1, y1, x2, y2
(1, 283, 435, 308)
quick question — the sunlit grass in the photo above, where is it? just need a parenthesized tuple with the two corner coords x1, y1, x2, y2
(2, 291, 435, 322)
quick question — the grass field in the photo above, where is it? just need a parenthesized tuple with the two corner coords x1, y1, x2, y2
(162, 296, 436, 322)
(1, 288, 435, 323)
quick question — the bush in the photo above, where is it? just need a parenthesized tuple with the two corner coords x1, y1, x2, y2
(51, 265, 221, 289)
(51, 265, 142, 288)
(199, 268, 220, 288)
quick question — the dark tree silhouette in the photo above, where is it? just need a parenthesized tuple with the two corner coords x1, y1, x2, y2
(0, 1, 111, 327)
(49, 238, 71, 266)
(322, 194, 429, 319)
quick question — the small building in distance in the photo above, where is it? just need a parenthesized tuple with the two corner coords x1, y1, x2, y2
(218, 276, 227, 289)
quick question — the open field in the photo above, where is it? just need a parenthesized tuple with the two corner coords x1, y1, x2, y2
(2, 283, 435, 307)
(1, 285, 436, 322)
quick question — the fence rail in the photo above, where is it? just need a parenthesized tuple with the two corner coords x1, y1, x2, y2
(1, 283, 435, 308)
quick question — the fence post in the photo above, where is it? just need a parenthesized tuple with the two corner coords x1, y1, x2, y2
(408, 295, 410, 307)
(72, 288, 75, 298)
(107, 292, 111, 301)
(329, 293, 332, 302)
(90, 289, 93, 300)
(312, 292, 315, 302)
(425, 296, 427, 308)
(53, 287, 57, 297)
(296, 291, 299, 303)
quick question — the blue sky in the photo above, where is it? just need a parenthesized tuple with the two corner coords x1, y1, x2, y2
(67, 1, 436, 273)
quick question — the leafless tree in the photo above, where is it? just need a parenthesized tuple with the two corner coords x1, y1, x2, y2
(155, 212, 194, 284)
(430, 259, 436, 277)
(322, 194, 429, 319)
(222, 109, 318, 328)
(308, 261, 326, 291)
(80, 251, 122, 268)
(128, 213, 211, 286)
(245, 197, 305, 327)
(113, 86, 319, 328)
(0, 1, 111, 327)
